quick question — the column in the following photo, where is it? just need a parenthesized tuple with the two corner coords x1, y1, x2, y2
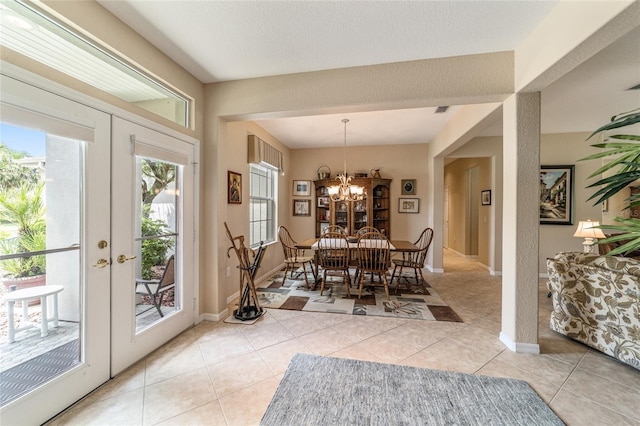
(500, 92, 541, 353)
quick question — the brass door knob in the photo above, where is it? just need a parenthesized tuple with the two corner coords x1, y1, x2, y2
(92, 259, 110, 268)
(117, 254, 137, 264)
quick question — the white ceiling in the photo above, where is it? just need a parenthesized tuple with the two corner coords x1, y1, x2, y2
(98, 1, 640, 149)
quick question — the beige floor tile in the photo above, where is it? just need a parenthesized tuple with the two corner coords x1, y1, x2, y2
(496, 349, 577, 387)
(257, 338, 313, 375)
(550, 389, 638, 426)
(560, 367, 640, 420)
(143, 367, 217, 425)
(207, 351, 275, 397)
(446, 324, 507, 356)
(476, 358, 562, 403)
(52, 388, 144, 426)
(329, 342, 382, 363)
(400, 337, 499, 374)
(144, 342, 206, 385)
(156, 401, 227, 426)
(87, 359, 146, 402)
(357, 326, 436, 363)
(576, 349, 640, 390)
(198, 332, 254, 365)
(218, 376, 280, 426)
(297, 327, 356, 355)
(240, 321, 295, 350)
(278, 312, 334, 337)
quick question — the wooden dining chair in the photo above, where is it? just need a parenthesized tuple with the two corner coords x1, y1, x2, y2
(278, 226, 315, 288)
(356, 231, 391, 300)
(317, 231, 351, 296)
(323, 225, 347, 235)
(353, 226, 379, 282)
(356, 226, 379, 236)
(390, 227, 434, 291)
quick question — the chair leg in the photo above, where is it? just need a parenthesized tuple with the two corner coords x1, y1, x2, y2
(382, 274, 390, 301)
(390, 265, 399, 293)
(418, 268, 426, 286)
(414, 268, 420, 285)
(281, 264, 290, 286)
(344, 269, 351, 297)
(320, 270, 327, 295)
(302, 263, 310, 289)
(358, 271, 365, 298)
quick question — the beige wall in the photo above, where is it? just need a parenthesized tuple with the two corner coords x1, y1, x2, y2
(444, 157, 492, 265)
(218, 122, 291, 304)
(287, 144, 429, 242)
(442, 132, 603, 275)
(539, 132, 603, 272)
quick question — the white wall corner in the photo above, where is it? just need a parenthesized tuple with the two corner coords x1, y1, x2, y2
(500, 332, 541, 354)
(490, 269, 502, 277)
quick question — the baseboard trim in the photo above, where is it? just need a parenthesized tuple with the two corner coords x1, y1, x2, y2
(427, 265, 444, 273)
(499, 332, 540, 354)
(203, 308, 229, 322)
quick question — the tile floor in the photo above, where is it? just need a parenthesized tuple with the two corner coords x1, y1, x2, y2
(47, 252, 640, 425)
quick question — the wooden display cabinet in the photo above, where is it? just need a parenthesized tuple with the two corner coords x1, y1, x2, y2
(313, 178, 391, 237)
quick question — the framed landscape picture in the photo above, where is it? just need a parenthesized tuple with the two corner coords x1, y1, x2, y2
(540, 165, 574, 225)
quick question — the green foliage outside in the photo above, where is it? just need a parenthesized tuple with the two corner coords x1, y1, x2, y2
(581, 108, 640, 255)
(0, 143, 40, 192)
(0, 182, 47, 278)
(140, 204, 175, 279)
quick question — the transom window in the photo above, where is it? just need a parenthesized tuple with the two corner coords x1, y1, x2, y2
(249, 164, 277, 247)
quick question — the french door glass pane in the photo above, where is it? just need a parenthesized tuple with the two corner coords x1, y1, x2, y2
(0, 123, 83, 406)
(134, 156, 180, 332)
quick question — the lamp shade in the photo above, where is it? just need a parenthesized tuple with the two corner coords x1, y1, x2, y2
(573, 220, 606, 239)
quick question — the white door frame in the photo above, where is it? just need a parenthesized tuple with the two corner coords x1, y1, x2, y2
(0, 62, 200, 420)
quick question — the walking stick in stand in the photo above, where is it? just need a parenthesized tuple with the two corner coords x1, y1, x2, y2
(224, 222, 266, 321)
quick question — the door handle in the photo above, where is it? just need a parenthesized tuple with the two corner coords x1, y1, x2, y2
(92, 258, 110, 268)
(117, 254, 137, 264)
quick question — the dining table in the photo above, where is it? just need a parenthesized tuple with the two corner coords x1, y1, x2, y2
(295, 237, 419, 289)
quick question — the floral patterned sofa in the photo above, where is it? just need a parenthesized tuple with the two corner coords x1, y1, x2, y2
(546, 251, 640, 370)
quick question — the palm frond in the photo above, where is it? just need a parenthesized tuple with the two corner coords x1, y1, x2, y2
(586, 109, 640, 140)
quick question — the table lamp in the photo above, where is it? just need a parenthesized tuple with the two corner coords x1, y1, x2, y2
(573, 220, 606, 253)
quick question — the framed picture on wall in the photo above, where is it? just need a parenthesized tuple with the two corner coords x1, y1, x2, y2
(228, 171, 241, 204)
(401, 179, 416, 195)
(398, 198, 420, 213)
(481, 190, 491, 206)
(293, 199, 311, 216)
(540, 165, 574, 225)
(292, 180, 311, 196)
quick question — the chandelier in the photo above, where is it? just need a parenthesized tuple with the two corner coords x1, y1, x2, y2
(327, 119, 364, 202)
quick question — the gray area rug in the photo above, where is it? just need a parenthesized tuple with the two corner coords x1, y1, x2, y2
(261, 353, 565, 426)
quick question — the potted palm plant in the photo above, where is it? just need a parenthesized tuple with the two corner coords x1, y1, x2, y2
(581, 108, 640, 255)
(0, 182, 47, 297)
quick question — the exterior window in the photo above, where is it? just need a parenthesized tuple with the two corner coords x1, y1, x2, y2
(249, 164, 277, 247)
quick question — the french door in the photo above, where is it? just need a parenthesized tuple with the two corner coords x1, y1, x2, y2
(110, 117, 196, 375)
(0, 76, 111, 424)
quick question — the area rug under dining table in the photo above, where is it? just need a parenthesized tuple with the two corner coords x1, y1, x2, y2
(260, 353, 565, 425)
(256, 267, 462, 322)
